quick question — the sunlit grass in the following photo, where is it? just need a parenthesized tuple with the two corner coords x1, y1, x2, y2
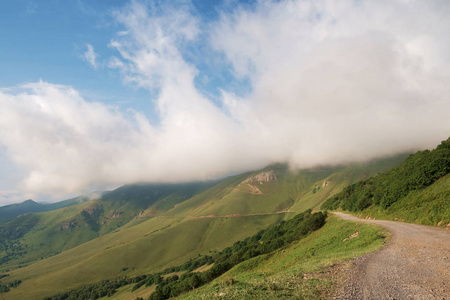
(178, 215, 388, 299)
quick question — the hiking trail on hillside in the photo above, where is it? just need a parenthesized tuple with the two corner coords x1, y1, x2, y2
(333, 212, 450, 300)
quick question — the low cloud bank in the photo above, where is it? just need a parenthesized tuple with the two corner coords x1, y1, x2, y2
(1, 0, 450, 202)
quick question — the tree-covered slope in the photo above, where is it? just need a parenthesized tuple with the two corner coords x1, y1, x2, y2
(322, 137, 450, 226)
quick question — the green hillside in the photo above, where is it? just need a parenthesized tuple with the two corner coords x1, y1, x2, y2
(43, 210, 327, 300)
(0, 156, 406, 299)
(0, 182, 216, 271)
(0, 200, 42, 223)
(322, 137, 450, 226)
(39, 213, 389, 300)
(178, 215, 388, 300)
(166, 157, 408, 219)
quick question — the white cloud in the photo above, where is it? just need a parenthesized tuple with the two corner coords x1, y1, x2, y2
(108, 0, 199, 91)
(1, 0, 450, 203)
(0, 80, 261, 200)
(84, 44, 98, 68)
(0, 81, 137, 193)
(211, 0, 450, 167)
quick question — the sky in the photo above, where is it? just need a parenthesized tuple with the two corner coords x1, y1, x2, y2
(1, 0, 450, 205)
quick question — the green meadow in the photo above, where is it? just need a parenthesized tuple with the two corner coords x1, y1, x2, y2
(101, 214, 388, 300)
(178, 215, 388, 300)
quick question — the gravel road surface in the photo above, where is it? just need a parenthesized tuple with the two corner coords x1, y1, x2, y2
(333, 212, 450, 300)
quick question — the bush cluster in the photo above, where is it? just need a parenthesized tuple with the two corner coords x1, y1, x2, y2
(0, 279, 21, 294)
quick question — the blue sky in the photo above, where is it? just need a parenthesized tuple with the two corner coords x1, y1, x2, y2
(1, 0, 450, 205)
(1, 1, 150, 114)
(0, 0, 250, 117)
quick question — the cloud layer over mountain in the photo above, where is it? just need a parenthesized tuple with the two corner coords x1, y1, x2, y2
(1, 0, 450, 203)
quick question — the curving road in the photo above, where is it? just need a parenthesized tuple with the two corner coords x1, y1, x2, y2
(333, 212, 450, 300)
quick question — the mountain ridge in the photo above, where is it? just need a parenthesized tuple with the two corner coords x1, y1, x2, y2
(0, 197, 92, 223)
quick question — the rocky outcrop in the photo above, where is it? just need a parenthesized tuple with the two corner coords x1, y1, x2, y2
(237, 171, 277, 195)
(109, 211, 123, 218)
(57, 221, 79, 231)
(245, 184, 263, 195)
(82, 205, 102, 217)
(79, 205, 103, 223)
(243, 171, 277, 184)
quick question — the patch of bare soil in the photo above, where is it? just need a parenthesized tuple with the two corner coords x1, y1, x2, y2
(332, 212, 450, 300)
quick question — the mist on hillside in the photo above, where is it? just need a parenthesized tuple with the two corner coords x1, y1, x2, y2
(1, 0, 450, 203)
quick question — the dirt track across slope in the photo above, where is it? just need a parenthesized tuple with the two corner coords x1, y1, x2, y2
(333, 212, 450, 300)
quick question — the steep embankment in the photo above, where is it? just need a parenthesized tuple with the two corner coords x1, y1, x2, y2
(333, 212, 450, 299)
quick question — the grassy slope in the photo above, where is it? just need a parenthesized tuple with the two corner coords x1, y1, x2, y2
(106, 284, 156, 300)
(115, 215, 386, 300)
(0, 183, 214, 271)
(164, 165, 336, 218)
(4, 215, 285, 300)
(168, 157, 407, 219)
(1, 156, 405, 299)
(0, 201, 100, 271)
(289, 154, 409, 213)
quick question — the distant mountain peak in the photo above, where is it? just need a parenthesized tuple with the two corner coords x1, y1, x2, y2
(23, 199, 37, 204)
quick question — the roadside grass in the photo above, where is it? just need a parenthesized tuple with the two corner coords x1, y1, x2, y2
(177, 214, 389, 299)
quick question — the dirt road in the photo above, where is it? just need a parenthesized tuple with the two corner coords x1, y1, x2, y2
(333, 212, 450, 300)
